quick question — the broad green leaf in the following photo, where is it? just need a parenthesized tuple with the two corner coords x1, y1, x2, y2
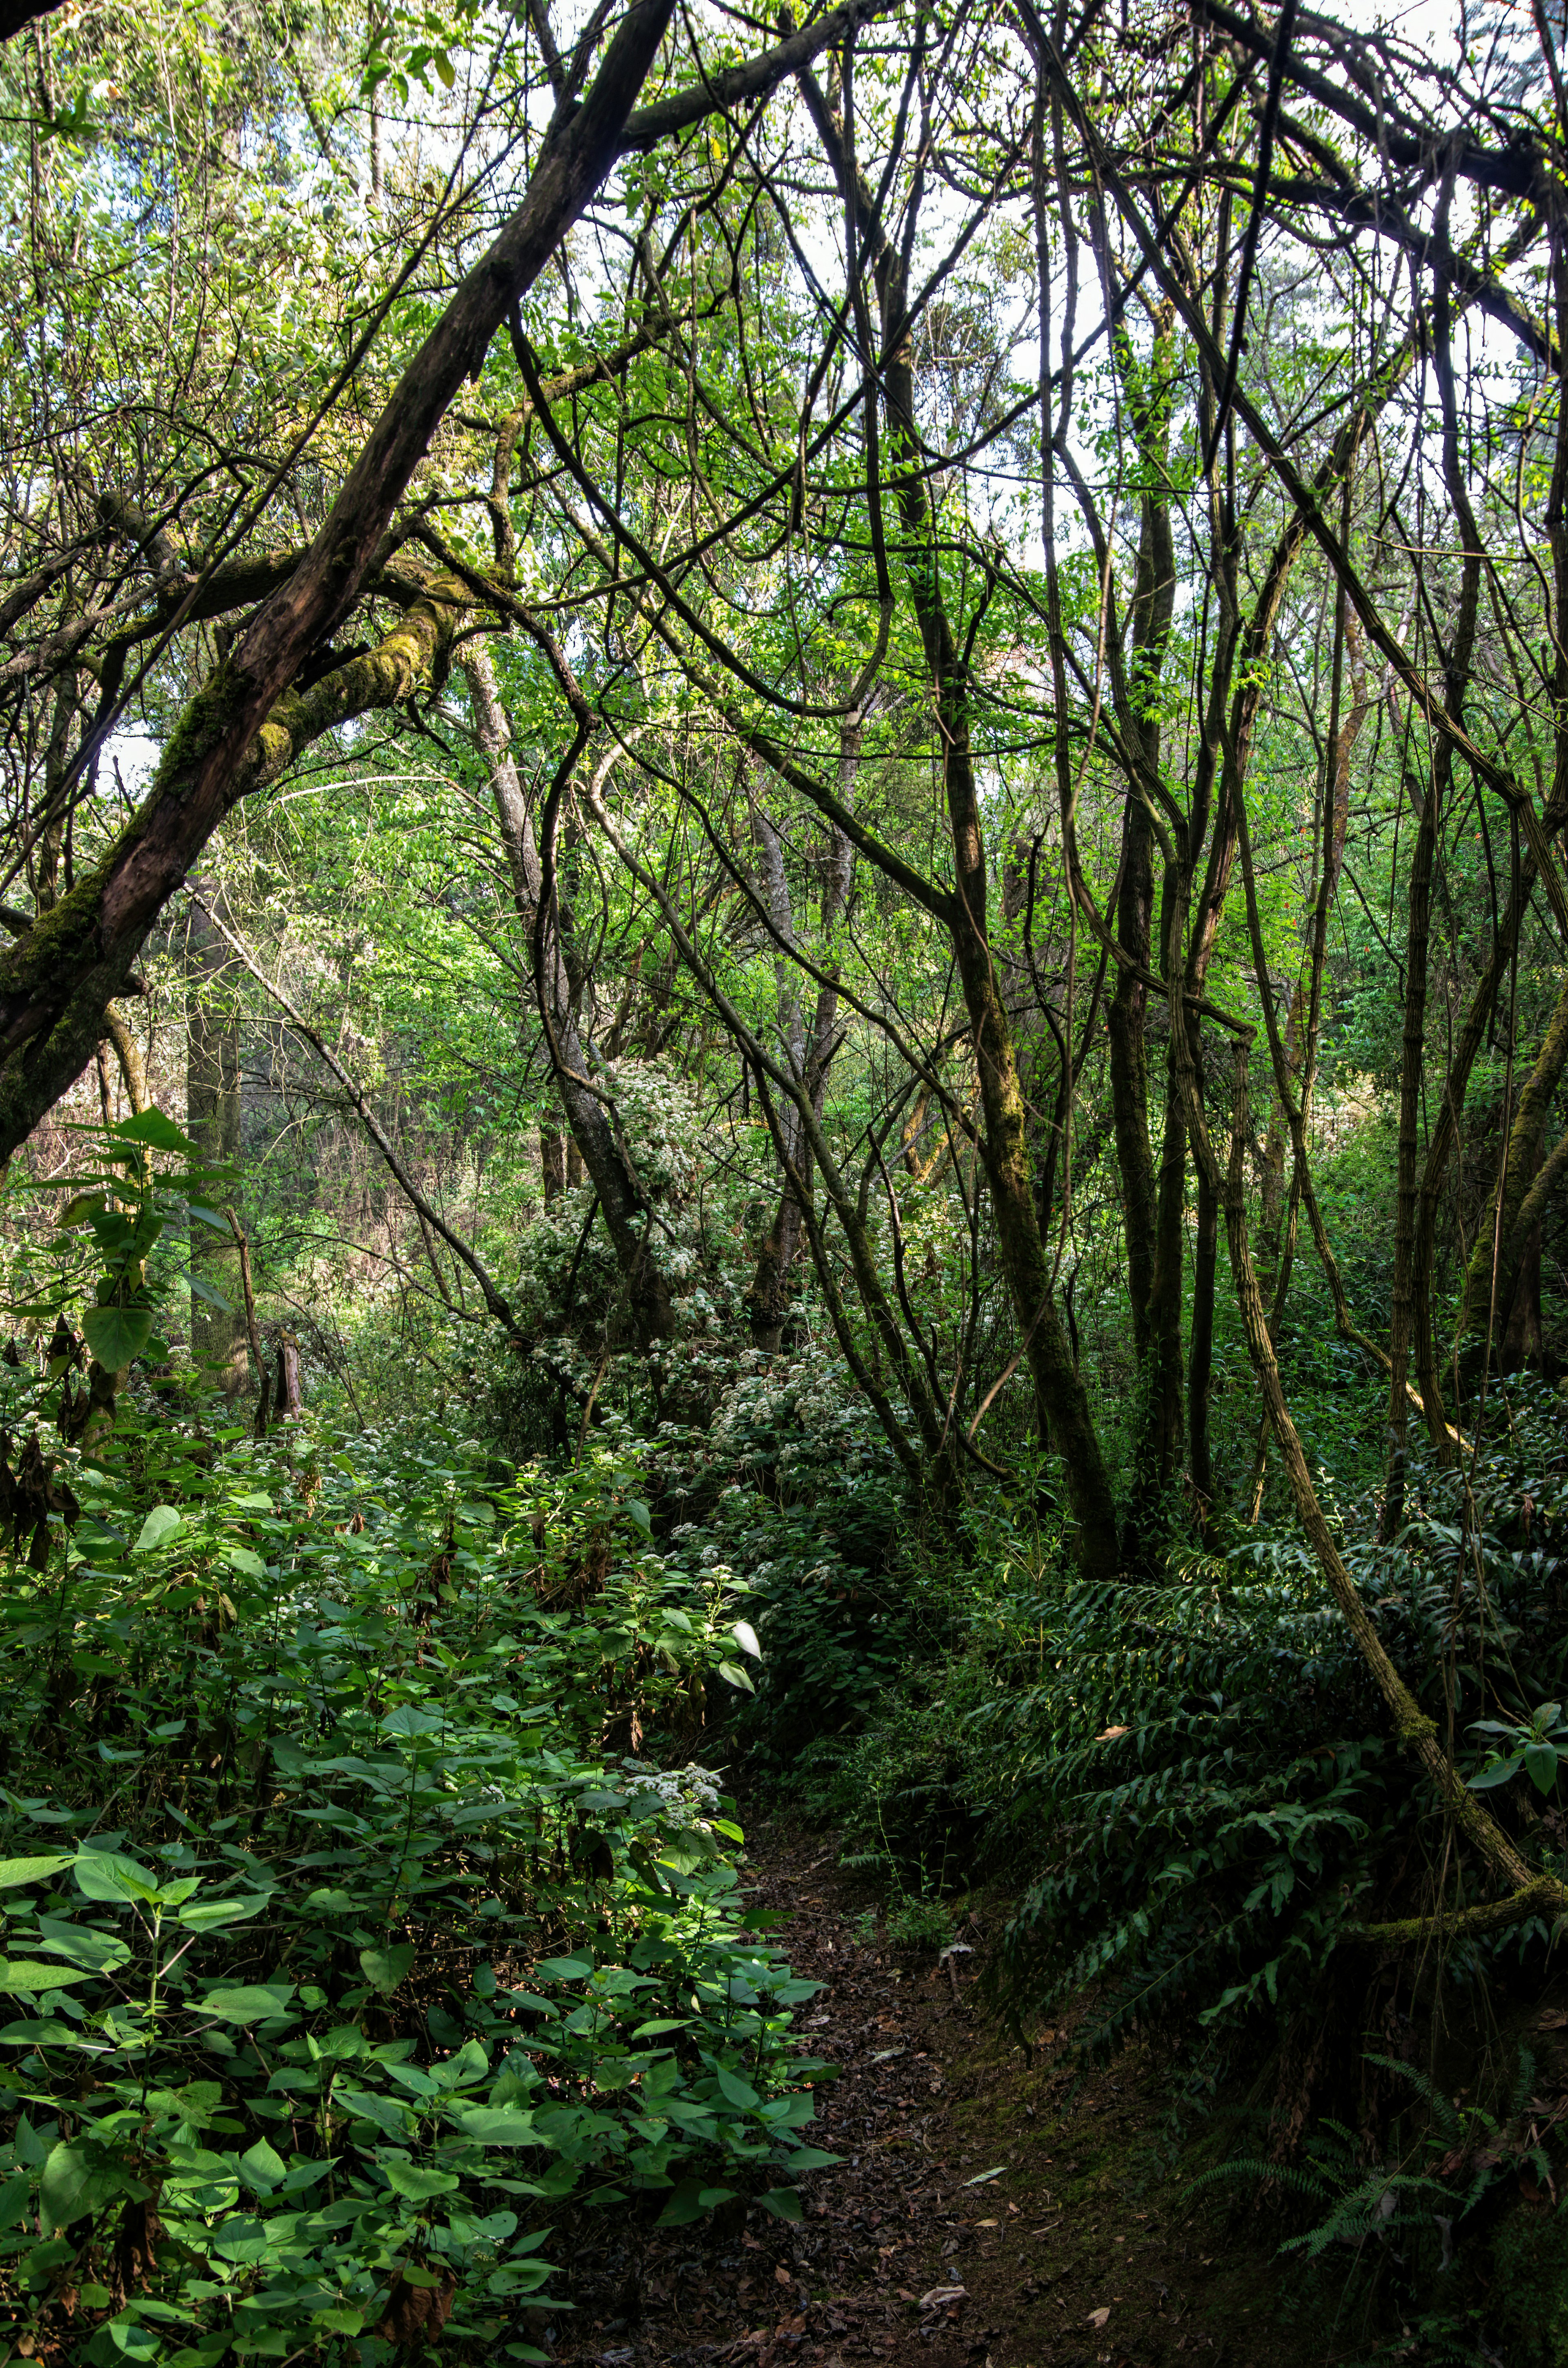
(81, 1304, 154, 1373)
(445, 2106, 538, 2145)
(40, 2139, 128, 2232)
(56, 1190, 107, 1228)
(105, 2319, 160, 2359)
(74, 1851, 160, 1904)
(714, 2063, 758, 2111)
(222, 1545, 266, 1579)
(731, 1619, 762, 1659)
(111, 1110, 196, 1153)
(359, 1942, 416, 1995)
(37, 1919, 131, 1972)
(194, 1983, 296, 2022)
(0, 1960, 93, 1993)
(378, 2154, 460, 2200)
(533, 1955, 593, 1981)
(655, 2177, 714, 2226)
(237, 2137, 286, 2192)
(178, 1895, 270, 1931)
(755, 2187, 804, 2222)
(381, 1705, 444, 1737)
(0, 1855, 71, 1890)
(131, 1504, 182, 1555)
(717, 1659, 755, 1694)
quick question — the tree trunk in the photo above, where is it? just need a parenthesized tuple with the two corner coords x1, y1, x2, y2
(185, 895, 247, 1394)
(746, 737, 855, 1352)
(541, 1126, 566, 1206)
(1457, 970, 1568, 1373)
(797, 64, 1119, 1575)
(1383, 219, 1482, 1529)
(272, 1331, 304, 1423)
(1188, 1146, 1219, 1520)
(465, 647, 671, 1340)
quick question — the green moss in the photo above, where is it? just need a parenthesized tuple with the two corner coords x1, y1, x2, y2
(1491, 2201, 1568, 2365)
(145, 653, 244, 789)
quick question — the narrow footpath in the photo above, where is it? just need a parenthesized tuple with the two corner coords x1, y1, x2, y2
(547, 1819, 1322, 2368)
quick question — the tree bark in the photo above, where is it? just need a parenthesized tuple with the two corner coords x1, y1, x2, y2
(1457, 972, 1568, 1371)
(799, 69, 1119, 1578)
(541, 1126, 566, 1205)
(746, 735, 855, 1352)
(464, 647, 671, 1339)
(185, 896, 247, 1394)
(1383, 201, 1482, 1528)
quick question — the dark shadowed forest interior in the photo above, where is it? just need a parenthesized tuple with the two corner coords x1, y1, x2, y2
(1, 0, 1568, 2360)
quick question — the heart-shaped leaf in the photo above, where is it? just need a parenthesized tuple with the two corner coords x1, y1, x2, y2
(237, 2137, 286, 2192)
(359, 1943, 416, 1996)
(74, 1851, 160, 1904)
(82, 1305, 154, 1374)
(110, 1109, 195, 1153)
(379, 2153, 460, 2200)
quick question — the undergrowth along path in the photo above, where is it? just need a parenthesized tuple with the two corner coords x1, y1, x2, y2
(548, 1820, 1321, 2368)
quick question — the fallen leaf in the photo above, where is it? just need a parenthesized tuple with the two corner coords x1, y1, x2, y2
(1096, 1724, 1130, 1742)
(918, 2284, 968, 2312)
(774, 2265, 792, 2285)
(1088, 2304, 1111, 2328)
(963, 2165, 1007, 2186)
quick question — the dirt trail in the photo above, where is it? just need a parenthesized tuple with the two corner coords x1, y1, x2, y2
(547, 1819, 1320, 2368)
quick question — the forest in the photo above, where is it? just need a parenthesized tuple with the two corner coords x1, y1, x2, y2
(0, 0, 1566, 2358)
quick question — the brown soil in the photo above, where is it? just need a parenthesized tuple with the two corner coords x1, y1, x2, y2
(546, 1818, 1329, 2368)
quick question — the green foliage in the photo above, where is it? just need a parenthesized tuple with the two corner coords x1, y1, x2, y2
(1491, 2191, 1568, 2366)
(0, 1392, 834, 2363)
(7, 1113, 223, 1384)
(1190, 2051, 1561, 2363)
(1468, 1699, 1568, 1798)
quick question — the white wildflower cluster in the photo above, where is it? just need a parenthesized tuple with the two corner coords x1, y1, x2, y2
(708, 1341, 883, 1474)
(620, 1757, 724, 1832)
(603, 1060, 704, 1204)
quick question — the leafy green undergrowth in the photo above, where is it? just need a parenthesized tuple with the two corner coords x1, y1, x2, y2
(0, 1394, 834, 2366)
(792, 1385, 1568, 2068)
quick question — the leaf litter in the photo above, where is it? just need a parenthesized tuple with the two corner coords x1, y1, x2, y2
(541, 1817, 1334, 2366)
